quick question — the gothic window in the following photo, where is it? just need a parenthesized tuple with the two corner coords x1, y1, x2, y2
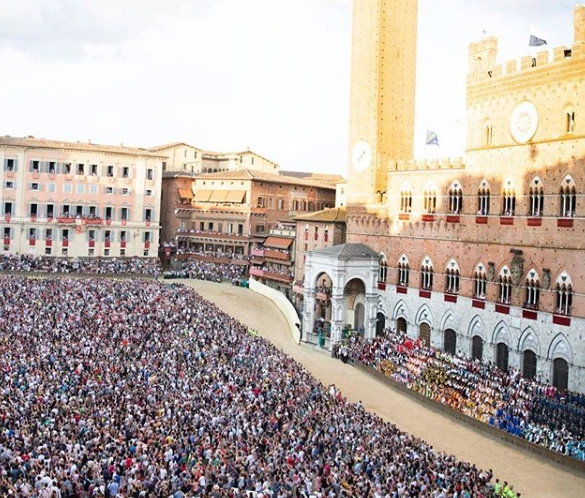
(524, 269, 540, 310)
(477, 180, 490, 215)
(423, 183, 437, 214)
(400, 183, 413, 213)
(484, 123, 493, 146)
(559, 175, 576, 218)
(420, 256, 433, 291)
(564, 110, 576, 134)
(555, 272, 573, 316)
(444, 259, 460, 294)
(448, 181, 463, 214)
(378, 256, 388, 283)
(397, 254, 410, 286)
(498, 266, 512, 304)
(501, 180, 516, 216)
(474, 263, 487, 299)
(528, 177, 544, 217)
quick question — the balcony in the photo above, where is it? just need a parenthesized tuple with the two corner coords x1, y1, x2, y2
(176, 230, 250, 242)
(446, 215, 460, 223)
(57, 216, 76, 225)
(315, 287, 331, 301)
(82, 217, 103, 226)
(527, 217, 542, 227)
(250, 267, 264, 277)
(421, 214, 435, 222)
(264, 249, 290, 262)
(263, 271, 293, 283)
(293, 282, 304, 294)
(251, 247, 264, 257)
(499, 216, 514, 226)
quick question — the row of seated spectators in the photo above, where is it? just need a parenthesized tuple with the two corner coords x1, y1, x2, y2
(358, 331, 585, 462)
(166, 260, 248, 283)
(0, 253, 161, 276)
(0, 276, 500, 497)
(175, 248, 250, 261)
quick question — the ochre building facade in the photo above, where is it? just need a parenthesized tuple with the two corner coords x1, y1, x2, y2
(335, 1, 585, 392)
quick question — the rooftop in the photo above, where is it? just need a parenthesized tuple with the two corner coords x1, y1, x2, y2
(195, 169, 336, 190)
(311, 243, 380, 260)
(0, 136, 167, 158)
(293, 206, 346, 223)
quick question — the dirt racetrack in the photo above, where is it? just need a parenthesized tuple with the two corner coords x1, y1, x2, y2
(183, 279, 585, 498)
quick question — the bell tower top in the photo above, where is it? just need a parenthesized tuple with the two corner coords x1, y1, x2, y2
(347, 0, 419, 205)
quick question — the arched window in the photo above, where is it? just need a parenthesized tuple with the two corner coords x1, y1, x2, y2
(528, 177, 544, 217)
(477, 180, 490, 215)
(559, 175, 576, 218)
(524, 269, 540, 310)
(419, 323, 431, 346)
(472, 335, 483, 361)
(448, 181, 463, 214)
(423, 183, 437, 214)
(484, 123, 493, 146)
(444, 259, 460, 294)
(496, 342, 509, 371)
(555, 272, 573, 316)
(397, 254, 410, 286)
(498, 266, 512, 304)
(396, 317, 407, 334)
(501, 180, 516, 216)
(378, 257, 388, 283)
(523, 350, 537, 380)
(292, 200, 299, 211)
(474, 263, 487, 299)
(564, 109, 576, 134)
(301, 200, 307, 211)
(420, 256, 433, 290)
(444, 329, 457, 355)
(553, 358, 569, 391)
(400, 183, 413, 213)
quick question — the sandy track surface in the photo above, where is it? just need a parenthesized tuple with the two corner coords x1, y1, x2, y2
(181, 279, 585, 498)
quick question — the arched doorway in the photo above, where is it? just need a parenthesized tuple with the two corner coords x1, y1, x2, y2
(444, 329, 457, 355)
(496, 343, 509, 372)
(553, 358, 569, 391)
(419, 323, 431, 347)
(397, 317, 407, 334)
(522, 350, 537, 380)
(354, 303, 365, 331)
(376, 312, 385, 336)
(471, 336, 483, 361)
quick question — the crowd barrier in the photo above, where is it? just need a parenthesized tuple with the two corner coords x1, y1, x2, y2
(249, 279, 300, 344)
(355, 361, 585, 475)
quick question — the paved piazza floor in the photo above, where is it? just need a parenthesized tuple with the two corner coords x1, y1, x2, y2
(183, 279, 585, 498)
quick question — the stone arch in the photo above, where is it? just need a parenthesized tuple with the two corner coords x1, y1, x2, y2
(376, 295, 388, 317)
(547, 333, 574, 364)
(468, 315, 486, 342)
(440, 309, 457, 332)
(517, 326, 541, 356)
(392, 299, 409, 321)
(342, 274, 368, 291)
(415, 303, 433, 328)
(492, 321, 512, 348)
(310, 269, 335, 289)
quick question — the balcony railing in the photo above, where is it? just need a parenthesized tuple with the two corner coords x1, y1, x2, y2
(176, 230, 250, 241)
(264, 249, 290, 261)
(251, 248, 264, 257)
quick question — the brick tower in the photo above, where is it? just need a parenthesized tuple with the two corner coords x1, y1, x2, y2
(346, 0, 419, 205)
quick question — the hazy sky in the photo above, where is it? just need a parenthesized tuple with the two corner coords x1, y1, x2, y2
(0, 0, 580, 175)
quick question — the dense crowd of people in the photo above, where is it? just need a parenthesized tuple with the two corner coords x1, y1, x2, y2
(0, 276, 502, 497)
(0, 254, 161, 276)
(358, 331, 585, 462)
(166, 260, 248, 283)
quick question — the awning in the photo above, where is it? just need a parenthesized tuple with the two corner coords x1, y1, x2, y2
(224, 190, 246, 203)
(209, 190, 229, 202)
(178, 188, 193, 199)
(192, 189, 212, 202)
(263, 236, 293, 249)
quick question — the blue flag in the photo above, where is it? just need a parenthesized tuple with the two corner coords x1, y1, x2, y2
(426, 130, 439, 146)
(529, 34, 547, 47)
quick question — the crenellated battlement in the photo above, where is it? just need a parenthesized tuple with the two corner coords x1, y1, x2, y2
(390, 157, 465, 172)
(468, 6, 585, 84)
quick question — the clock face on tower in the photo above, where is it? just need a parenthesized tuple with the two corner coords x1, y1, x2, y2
(510, 101, 539, 144)
(352, 140, 372, 172)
